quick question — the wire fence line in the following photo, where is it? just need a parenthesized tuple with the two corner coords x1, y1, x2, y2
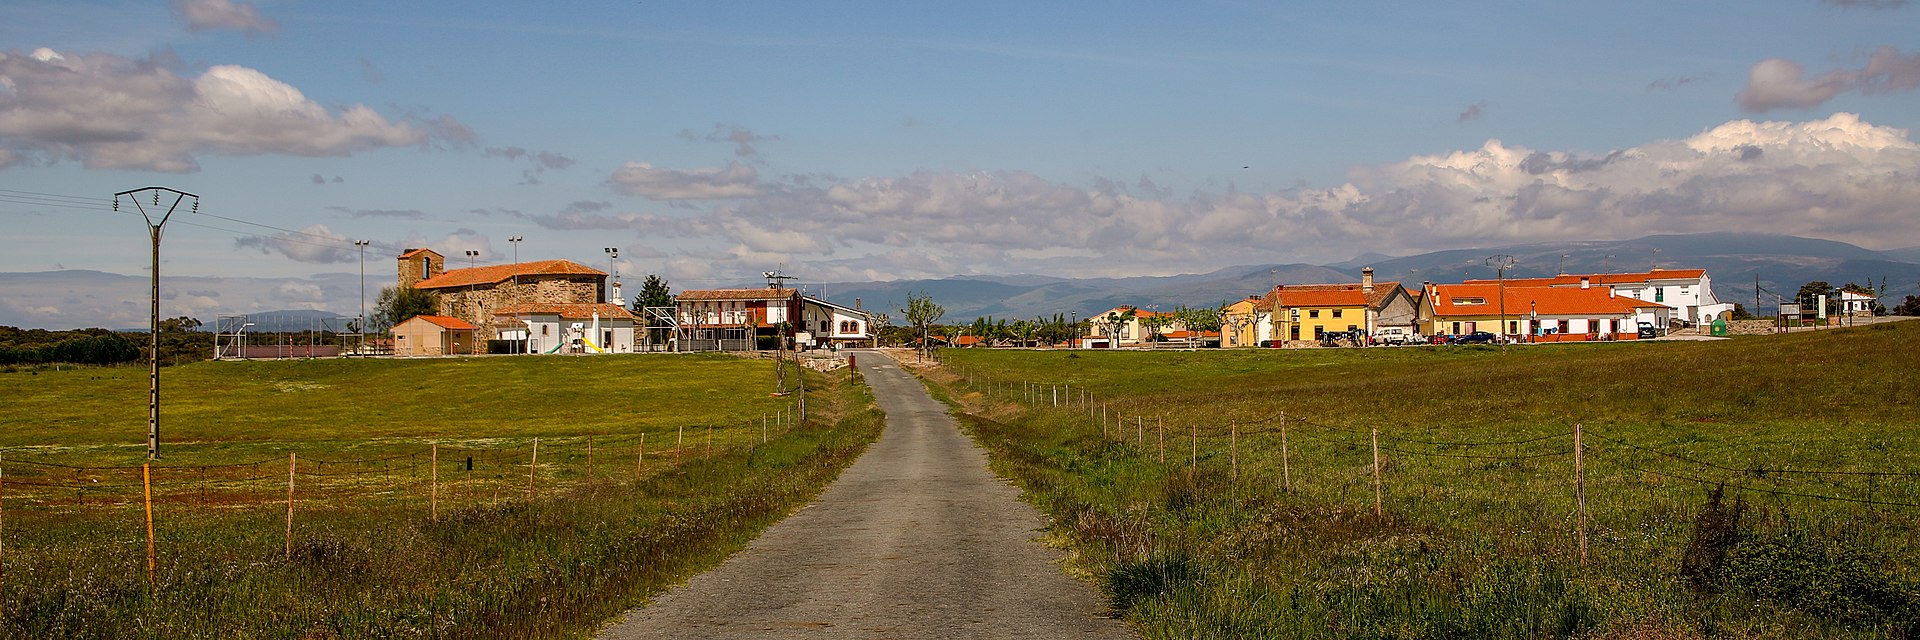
(940, 361, 1919, 563)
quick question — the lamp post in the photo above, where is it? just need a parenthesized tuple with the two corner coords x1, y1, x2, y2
(1070, 310, 1077, 349)
(1530, 302, 1539, 344)
(604, 247, 620, 305)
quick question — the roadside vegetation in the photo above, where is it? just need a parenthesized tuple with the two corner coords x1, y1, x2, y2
(928, 323, 1920, 638)
(0, 354, 883, 638)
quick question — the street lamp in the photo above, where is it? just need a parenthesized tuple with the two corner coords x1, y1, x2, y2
(1070, 310, 1077, 349)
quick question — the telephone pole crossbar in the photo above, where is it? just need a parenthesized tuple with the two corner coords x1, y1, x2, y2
(116, 187, 200, 460)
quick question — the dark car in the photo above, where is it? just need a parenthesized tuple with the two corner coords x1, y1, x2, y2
(1450, 331, 1498, 344)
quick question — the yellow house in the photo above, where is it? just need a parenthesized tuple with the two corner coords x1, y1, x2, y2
(1270, 286, 1370, 343)
(1220, 296, 1271, 347)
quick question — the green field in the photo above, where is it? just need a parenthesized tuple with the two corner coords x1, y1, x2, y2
(930, 323, 1920, 638)
(0, 354, 883, 638)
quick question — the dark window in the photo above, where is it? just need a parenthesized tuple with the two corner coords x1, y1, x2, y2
(1558, 319, 1570, 334)
(1332, 309, 1343, 318)
(1309, 309, 1320, 318)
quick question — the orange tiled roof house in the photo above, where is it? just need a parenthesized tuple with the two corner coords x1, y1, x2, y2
(398, 248, 611, 349)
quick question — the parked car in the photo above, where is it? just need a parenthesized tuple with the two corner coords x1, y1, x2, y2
(1449, 331, 1498, 344)
(1373, 327, 1418, 345)
(1637, 322, 1657, 339)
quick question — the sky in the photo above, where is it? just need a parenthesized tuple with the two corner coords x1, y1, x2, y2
(2, 0, 1918, 324)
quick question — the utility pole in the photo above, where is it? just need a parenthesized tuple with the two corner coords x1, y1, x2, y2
(1486, 254, 1516, 351)
(116, 187, 199, 460)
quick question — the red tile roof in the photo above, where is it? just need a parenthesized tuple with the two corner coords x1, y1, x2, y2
(399, 248, 440, 259)
(1428, 284, 1667, 317)
(1265, 282, 1406, 310)
(494, 303, 636, 320)
(1463, 269, 1707, 287)
(414, 259, 605, 289)
(676, 288, 798, 301)
(406, 315, 476, 330)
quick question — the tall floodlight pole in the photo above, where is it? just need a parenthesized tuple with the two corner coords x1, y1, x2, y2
(115, 187, 199, 460)
(508, 236, 524, 353)
(1486, 254, 1516, 352)
(354, 240, 370, 340)
(604, 247, 620, 304)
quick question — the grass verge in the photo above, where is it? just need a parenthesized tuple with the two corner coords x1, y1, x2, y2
(924, 323, 1920, 639)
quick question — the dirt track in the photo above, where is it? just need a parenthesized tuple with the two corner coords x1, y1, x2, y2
(597, 349, 1133, 639)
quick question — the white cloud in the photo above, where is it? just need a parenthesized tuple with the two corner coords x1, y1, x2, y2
(0, 49, 458, 172)
(608, 162, 760, 199)
(172, 0, 277, 35)
(1736, 46, 1920, 112)
(601, 114, 1920, 279)
(234, 224, 356, 264)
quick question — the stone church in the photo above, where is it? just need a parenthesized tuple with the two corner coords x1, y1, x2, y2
(398, 248, 610, 342)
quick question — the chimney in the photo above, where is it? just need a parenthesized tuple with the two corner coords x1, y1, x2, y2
(855, 297, 862, 311)
(1361, 267, 1375, 293)
(1580, 276, 1590, 289)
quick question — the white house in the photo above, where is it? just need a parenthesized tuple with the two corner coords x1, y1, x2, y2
(494, 303, 637, 354)
(798, 296, 874, 348)
(1467, 268, 1733, 326)
(1839, 289, 1876, 315)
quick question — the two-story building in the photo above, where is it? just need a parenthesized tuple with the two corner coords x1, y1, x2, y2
(1265, 268, 1419, 345)
(1421, 283, 1671, 341)
(1464, 268, 1731, 327)
(672, 287, 801, 351)
(798, 296, 875, 349)
(1220, 296, 1272, 348)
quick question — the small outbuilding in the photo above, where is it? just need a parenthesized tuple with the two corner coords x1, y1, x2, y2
(392, 315, 477, 357)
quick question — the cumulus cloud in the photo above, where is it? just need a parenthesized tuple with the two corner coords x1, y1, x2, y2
(590, 112, 1920, 280)
(172, 0, 277, 35)
(609, 162, 761, 199)
(0, 49, 463, 172)
(1736, 46, 1920, 111)
(235, 224, 356, 264)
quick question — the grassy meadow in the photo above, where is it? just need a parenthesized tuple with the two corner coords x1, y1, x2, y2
(927, 322, 1920, 638)
(0, 354, 883, 638)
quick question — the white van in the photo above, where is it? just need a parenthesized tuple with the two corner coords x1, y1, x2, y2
(1374, 327, 1418, 345)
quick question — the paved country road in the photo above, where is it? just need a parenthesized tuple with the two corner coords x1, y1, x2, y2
(598, 350, 1135, 640)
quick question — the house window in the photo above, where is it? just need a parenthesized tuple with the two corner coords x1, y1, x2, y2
(1655, 288, 1665, 302)
(541, 325, 550, 336)
(820, 320, 830, 333)
(1332, 309, 1343, 318)
(1451, 322, 1461, 334)
(1309, 310, 1320, 319)
(1508, 320, 1518, 334)
(1558, 319, 1570, 334)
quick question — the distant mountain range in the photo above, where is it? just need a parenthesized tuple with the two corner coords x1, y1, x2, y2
(3, 233, 1916, 329)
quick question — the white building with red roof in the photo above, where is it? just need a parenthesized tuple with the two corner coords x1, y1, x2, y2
(1463, 268, 1731, 326)
(493, 303, 636, 355)
(1421, 283, 1671, 341)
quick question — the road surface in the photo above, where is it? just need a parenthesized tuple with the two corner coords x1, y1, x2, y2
(598, 350, 1133, 639)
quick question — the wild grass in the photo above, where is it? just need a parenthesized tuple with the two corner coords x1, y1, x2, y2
(929, 323, 1920, 638)
(0, 354, 883, 638)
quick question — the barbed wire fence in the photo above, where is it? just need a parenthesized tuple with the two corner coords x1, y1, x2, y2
(940, 361, 1920, 566)
(0, 396, 811, 592)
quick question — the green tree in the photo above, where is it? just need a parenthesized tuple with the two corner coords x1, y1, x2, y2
(1138, 310, 1175, 347)
(1894, 295, 1920, 317)
(372, 286, 440, 331)
(1796, 281, 1835, 316)
(1730, 303, 1753, 320)
(632, 274, 674, 347)
(902, 292, 945, 359)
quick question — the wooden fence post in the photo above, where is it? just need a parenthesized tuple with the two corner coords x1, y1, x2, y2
(1371, 427, 1383, 518)
(143, 463, 156, 589)
(678, 425, 684, 453)
(763, 415, 769, 444)
(637, 433, 646, 478)
(1280, 411, 1292, 493)
(527, 438, 539, 501)
(1, 451, 5, 607)
(1136, 416, 1143, 448)
(1158, 417, 1165, 463)
(430, 444, 439, 523)
(1575, 423, 1588, 565)
(285, 453, 296, 560)
(1189, 423, 1198, 480)
(706, 426, 713, 459)
(587, 436, 595, 488)
(1231, 422, 1239, 486)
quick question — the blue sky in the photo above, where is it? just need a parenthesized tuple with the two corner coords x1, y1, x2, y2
(2, 0, 1918, 324)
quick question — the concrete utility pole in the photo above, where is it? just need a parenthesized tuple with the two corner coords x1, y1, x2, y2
(354, 240, 370, 341)
(509, 236, 524, 353)
(1486, 254, 1516, 351)
(116, 187, 199, 460)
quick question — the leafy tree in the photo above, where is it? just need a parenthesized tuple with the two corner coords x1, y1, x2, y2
(1178, 305, 1223, 346)
(1730, 303, 1753, 320)
(1796, 281, 1835, 316)
(1894, 295, 1920, 317)
(372, 286, 440, 331)
(1138, 311, 1175, 346)
(157, 316, 202, 333)
(902, 292, 944, 359)
(1098, 308, 1136, 345)
(632, 274, 675, 346)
